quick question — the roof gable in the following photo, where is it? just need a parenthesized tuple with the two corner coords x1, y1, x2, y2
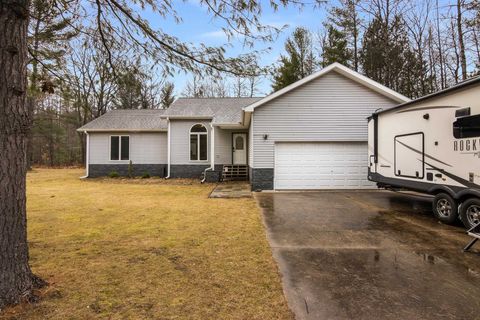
(243, 63, 410, 112)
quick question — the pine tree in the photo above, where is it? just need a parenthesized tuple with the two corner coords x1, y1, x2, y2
(360, 13, 419, 98)
(160, 82, 175, 108)
(114, 65, 144, 109)
(271, 27, 317, 91)
(28, 0, 77, 93)
(321, 25, 352, 67)
(327, 0, 362, 70)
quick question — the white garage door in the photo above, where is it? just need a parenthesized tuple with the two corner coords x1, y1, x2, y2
(274, 142, 374, 190)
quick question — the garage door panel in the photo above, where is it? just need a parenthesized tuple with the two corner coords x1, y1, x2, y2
(274, 142, 374, 190)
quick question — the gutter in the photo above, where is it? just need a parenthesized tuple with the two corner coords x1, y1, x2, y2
(201, 123, 215, 183)
(76, 129, 167, 132)
(159, 116, 213, 120)
(165, 117, 171, 179)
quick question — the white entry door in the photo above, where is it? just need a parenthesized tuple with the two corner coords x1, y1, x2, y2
(274, 142, 374, 189)
(232, 133, 247, 165)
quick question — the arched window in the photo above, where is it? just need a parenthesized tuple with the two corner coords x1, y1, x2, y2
(190, 124, 208, 161)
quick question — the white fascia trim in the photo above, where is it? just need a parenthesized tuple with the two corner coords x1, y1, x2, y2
(210, 124, 215, 168)
(213, 123, 248, 130)
(76, 129, 167, 132)
(85, 131, 90, 177)
(159, 116, 213, 120)
(166, 118, 171, 178)
(212, 122, 243, 126)
(250, 112, 254, 168)
(243, 63, 410, 112)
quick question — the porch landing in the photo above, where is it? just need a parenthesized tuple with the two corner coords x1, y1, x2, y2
(209, 182, 252, 198)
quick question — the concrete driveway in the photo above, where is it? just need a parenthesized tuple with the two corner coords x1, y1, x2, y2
(255, 191, 480, 320)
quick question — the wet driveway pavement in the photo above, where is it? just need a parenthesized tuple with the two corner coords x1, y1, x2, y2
(255, 191, 480, 320)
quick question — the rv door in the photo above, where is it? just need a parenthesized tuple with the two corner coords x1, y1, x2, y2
(394, 132, 425, 179)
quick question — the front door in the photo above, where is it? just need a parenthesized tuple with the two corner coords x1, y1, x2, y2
(232, 133, 247, 165)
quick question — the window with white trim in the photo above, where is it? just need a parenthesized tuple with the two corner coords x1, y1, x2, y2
(190, 124, 207, 161)
(110, 136, 130, 160)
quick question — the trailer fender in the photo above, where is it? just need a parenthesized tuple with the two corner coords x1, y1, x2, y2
(455, 189, 480, 202)
(427, 186, 457, 199)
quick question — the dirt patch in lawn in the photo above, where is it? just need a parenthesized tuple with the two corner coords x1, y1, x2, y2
(1, 168, 292, 320)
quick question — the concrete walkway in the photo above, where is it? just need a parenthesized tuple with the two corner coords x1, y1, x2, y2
(256, 190, 480, 320)
(209, 182, 251, 198)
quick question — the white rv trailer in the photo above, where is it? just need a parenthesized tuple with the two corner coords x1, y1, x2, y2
(367, 77, 480, 228)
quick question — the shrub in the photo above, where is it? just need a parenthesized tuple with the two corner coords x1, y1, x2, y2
(141, 172, 150, 179)
(109, 171, 119, 178)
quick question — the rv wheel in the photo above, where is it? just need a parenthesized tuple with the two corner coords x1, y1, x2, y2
(460, 198, 480, 229)
(432, 193, 458, 224)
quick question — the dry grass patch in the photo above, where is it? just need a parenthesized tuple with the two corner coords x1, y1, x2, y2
(1, 169, 292, 320)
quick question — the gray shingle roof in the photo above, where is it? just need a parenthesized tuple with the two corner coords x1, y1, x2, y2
(78, 109, 168, 131)
(164, 97, 263, 124)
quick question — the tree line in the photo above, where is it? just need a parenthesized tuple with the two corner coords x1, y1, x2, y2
(273, 0, 480, 97)
(25, 0, 480, 168)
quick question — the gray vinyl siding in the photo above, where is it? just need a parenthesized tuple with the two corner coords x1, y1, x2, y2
(170, 120, 211, 165)
(252, 71, 399, 168)
(89, 132, 167, 164)
(214, 128, 231, 164)
(214, 128, 248, 164)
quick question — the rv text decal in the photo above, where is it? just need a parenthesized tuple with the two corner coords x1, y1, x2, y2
(454, 139, 480, 156)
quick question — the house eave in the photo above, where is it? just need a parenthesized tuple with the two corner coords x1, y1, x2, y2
(213, 123, 248, 130)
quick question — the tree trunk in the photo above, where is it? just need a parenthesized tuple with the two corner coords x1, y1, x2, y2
(457, 0, 467, 81)
(26, 96, 34, 170)
(352, 0, 359, 72)
(436, 0, 446, 89)
(0, 0, 45, 309)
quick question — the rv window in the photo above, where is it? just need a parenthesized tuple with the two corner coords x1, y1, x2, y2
(453, 114, 480, 139)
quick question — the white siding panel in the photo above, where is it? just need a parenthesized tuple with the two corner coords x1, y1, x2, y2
(89, 132, 167, 164)
(252, 71, 398, 168)
(170, 120, 211, 165)
(249, 114, 253, 167)
(275, 142, 374, 189)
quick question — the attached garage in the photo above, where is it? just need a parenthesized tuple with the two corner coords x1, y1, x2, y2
(274, 142, 374, 189)
(244, 63, 411, 190)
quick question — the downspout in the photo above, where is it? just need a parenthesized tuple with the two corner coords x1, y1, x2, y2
(80, 131, 89, 178)
(165, 117, 171, 179)
(201, 123, 215, 183)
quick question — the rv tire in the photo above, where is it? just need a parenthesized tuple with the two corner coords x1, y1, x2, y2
(432, 193, 458, 224)
(459, 198, 480, 229)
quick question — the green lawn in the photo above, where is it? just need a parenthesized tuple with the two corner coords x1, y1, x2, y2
(2, 169, 292, 320)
